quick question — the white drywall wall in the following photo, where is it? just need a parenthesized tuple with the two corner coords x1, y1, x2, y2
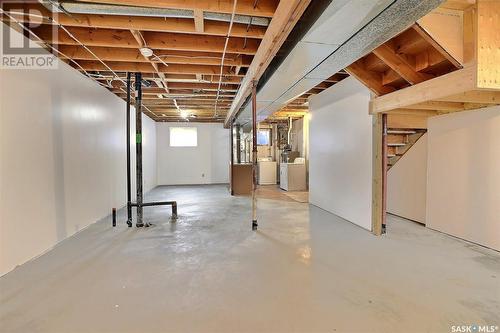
(309, 77, 373, 230)
(387, 134, 428, 223)
(0, 25, 157, 275)
(426, 107, 500, 251)
(156, 123, 229, 185)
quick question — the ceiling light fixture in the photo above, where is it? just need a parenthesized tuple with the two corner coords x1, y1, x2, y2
(139, 47, 153, 57)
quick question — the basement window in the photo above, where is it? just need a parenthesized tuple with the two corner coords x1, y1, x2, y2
(169, 127, 198, 147)
(257, 129, 271, 146)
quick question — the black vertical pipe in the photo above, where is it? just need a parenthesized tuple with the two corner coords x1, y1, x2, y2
(134, 72, 145, 227)
(381, 113, 388, 234)
(126, 72, 132, 227)
(230, 120, 234, 196)
(251, 81, 258, 231)
(112, 208, 117, 227)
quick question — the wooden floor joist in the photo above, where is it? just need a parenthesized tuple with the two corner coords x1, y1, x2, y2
(71, 0, 280, 17)
(2, 3, 267, 38)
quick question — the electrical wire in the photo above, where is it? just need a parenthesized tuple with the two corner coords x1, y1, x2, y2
(1, 9, 156, 117)
(214, 0, 238, 118)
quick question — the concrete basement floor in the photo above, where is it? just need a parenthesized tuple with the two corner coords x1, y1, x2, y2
(0, 185, 499, 333)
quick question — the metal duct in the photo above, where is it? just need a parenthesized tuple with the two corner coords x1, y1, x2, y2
(53, 1, 270, 26)
(287, 117, 292, 145)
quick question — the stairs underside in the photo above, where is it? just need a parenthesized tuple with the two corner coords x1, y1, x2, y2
(387, 129, 426, 169)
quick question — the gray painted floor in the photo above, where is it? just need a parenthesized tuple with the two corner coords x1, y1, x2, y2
(0, 185, 499, 333)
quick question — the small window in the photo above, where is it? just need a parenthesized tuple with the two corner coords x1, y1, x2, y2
(257, 129, 271, 146)
(169, 127, 198, 147)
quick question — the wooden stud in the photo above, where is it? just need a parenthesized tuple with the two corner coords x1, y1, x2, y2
(371, 113, 386, 236)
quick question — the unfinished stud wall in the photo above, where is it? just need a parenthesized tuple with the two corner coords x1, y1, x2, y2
(309, 77, 373, 230)
(156, 123, 229, 185)
(426, 106, 500, 251)
(387, 135, 428, 224)
(0, 26, 157, 276)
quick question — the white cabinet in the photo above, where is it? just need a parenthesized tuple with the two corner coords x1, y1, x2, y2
(280, 163, 307, 191)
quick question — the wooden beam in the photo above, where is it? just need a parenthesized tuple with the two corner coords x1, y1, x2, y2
(407, 101, 467, 111)
(112, 83, 238, 93)
(75, 60, 241, 76)
(414, 47, 450, 72)
(72, 0, 279, 17)
(33, 26, 260, 55)
(224, 0, 311, 127)
(373, 43, 434, 84)
(437, 90, 500, 104)
(370, 66, 475, 113)
(388, 108, 441, 116)
(346, 60, 396, 95)
(92, 73, 242, 84)
(382, 68, 406, 87)
(387, 114, 429, 129)
(57, 45, 252, 67)
(2, 3, 266, 38)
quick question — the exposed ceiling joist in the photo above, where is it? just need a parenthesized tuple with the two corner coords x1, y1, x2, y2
(32, 25, 261, 54)
(71, 0, 279, 17)
(75, 61, 241, 76)
(2, 3, 266, 38)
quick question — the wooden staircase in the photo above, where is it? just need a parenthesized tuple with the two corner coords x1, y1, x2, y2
(387, 129, 426, 169)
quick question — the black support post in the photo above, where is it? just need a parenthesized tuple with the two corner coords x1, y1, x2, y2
(230, 120, 234, 195)
(134, 72, 145, 227)
(126, 72, 133, 227)
(251, 81, 258, 231)
(382, 113, 388, 234)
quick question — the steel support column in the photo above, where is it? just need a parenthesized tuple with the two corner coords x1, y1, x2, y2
(251, 81, 258, 231)
(230, 120, 234, 195)
(134, 72, 145, 227)
(126, 72, 133, 227)
(381, 113, 388, 234)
